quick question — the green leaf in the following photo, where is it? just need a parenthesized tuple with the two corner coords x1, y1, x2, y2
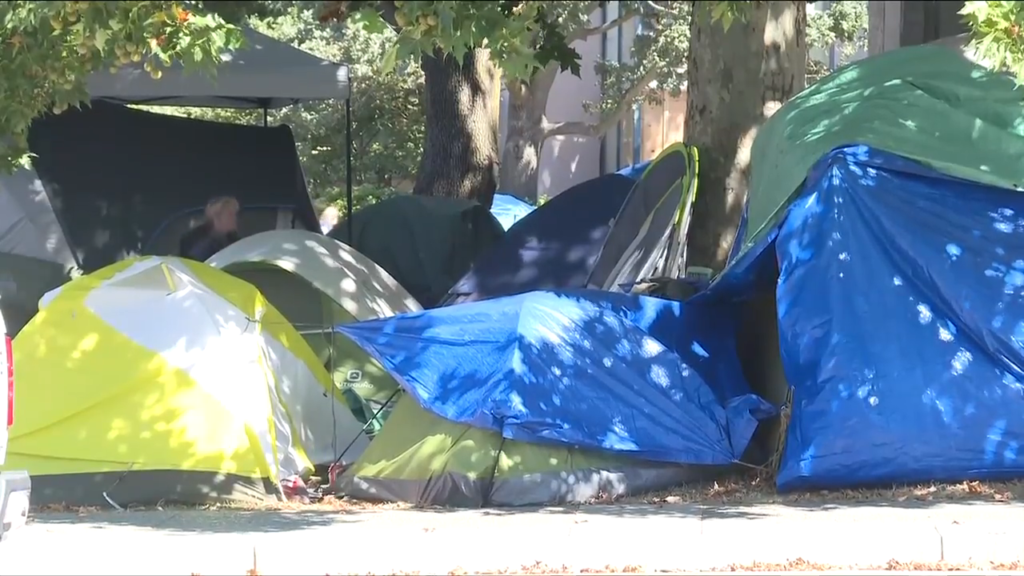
(710, 2, 731, 22)
(93, 28, 110, 50)
(380, 42, 399, 74)
(720, 11, 735, 31)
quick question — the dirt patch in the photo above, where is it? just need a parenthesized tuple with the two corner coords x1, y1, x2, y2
(33, 474, 1024, 516)
(319, 559, 1024, 574)
(33, 495, 412, 515)
(607, 472, 1024, 506)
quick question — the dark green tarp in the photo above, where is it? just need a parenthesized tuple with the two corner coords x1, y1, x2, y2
(745, 44, 1024, 255)
(329, 195, 505, 307)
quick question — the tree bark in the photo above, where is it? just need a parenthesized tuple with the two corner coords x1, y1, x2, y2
(684, 1, 806, 272)
(499, 60, 657, 201)
(413, 47, 500, 209)
(498, 67, 558, 201)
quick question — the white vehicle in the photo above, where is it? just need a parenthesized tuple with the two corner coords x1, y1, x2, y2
(0, 309, 30, 541)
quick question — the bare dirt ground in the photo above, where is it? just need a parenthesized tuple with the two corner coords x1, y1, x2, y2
(33, 471, 1024, 516)
(192, 559, 1024, 575)
(614, 472, 1024, 506)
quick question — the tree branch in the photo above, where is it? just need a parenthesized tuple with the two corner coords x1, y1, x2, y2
(543, 68, 658, 139)
(566, 3, 641, 44)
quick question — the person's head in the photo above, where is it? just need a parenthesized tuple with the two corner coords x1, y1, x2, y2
(319, 205, 340, 233)
(205, 196, 240, 234)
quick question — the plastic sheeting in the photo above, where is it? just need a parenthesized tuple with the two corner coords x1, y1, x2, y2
(744, 45, 1024, 256)
(617, 162, 651, 181)
(337, 289, 775, 465)
(490, 193, 536, 231)
(443, 175, 633, 306)
(709, 145, 1024, 490)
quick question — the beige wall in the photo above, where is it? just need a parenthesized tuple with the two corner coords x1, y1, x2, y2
(537, 9, 603, 199)
(499, 3, 688, 199)
(639, 92, 687, 163)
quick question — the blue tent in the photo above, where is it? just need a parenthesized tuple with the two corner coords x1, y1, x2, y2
(702, 145, 1024, 490)
(443, 174, 633, 305)
(617, 161, 651, 181)
(490, 193, 536, 231)
(338, 289, 775, 465)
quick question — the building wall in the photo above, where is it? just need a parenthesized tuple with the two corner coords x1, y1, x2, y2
(500, 3, 684, 199)
(869, 1, 966, 55)
(499, 11, 604, 199)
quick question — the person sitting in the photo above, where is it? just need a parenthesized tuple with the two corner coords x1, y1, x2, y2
(319, 205, 341, 234)
(179, 196, 241, 262)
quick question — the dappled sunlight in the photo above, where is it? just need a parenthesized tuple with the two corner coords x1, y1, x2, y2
(743, 44, 1024, 259)
(707, 145, 1024, 491)
(338, 289, 774, 468)
(339, 376, 717, 507)
(446, 174, 633, 306)
(330, 195, 505, 308)
(208, 229, 421, 320)
(2, 256, 371, 507)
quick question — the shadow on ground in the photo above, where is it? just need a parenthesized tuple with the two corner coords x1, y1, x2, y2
(30, 509, 361, 534)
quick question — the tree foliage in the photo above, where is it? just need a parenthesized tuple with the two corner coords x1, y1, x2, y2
(961, 1, 1024, 82)
(150, 3, 424, 210)
(584, 2, 689, 124)
(0, 1, 244, 171)
(806, 0, 867, 82)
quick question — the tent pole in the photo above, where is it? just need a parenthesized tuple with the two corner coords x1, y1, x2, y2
(262, 107, 268, 127)
(345, 97, 354, 246)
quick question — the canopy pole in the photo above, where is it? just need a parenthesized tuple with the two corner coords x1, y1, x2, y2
(262, 107, 268, 127)
(345, 97, 354, 246)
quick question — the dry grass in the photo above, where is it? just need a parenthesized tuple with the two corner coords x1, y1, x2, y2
(196, 559, 1024, 575)
(611, 472, 1024, 506)
(32, 474, 1024, 516)
(32, 494, 412, 515)
(441, 559, 1024, 573)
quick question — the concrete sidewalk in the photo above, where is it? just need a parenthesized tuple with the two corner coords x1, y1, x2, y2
(3, 501, 1023, 574)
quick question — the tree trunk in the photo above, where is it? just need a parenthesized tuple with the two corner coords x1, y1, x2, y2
(684, 1, 806, 272)
(413, 47, 500, 209)
(498, 68, 558, 202)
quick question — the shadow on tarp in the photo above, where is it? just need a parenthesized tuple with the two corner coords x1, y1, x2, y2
(337, 289, 775, 467)
(698, 145, 1024, 492)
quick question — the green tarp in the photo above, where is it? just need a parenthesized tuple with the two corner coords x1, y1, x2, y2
(745, 44, 1024, 253)
(330, 195, 505, 308)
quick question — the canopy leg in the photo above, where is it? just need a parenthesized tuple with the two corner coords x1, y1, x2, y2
(262, 107, 268, 127)
(345, 97, 354, 245)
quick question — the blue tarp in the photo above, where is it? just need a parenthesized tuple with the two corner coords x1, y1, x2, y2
(444, 174, 633, 305)
(705, 145, 1024, 490)
(617, 161, 651, 181)
(490, 193, 536, 231)
(338, 289, 775, 465)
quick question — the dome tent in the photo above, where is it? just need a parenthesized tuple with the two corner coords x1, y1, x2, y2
(337, 395, 704, 507)
(207, 230, 422, 442)
(330, 195, 506, 308)
(335, 289, 773, 507)
(6, 257, 325, 507)
(705, 44, 1024, 490)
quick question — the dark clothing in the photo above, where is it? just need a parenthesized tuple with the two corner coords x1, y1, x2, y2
(179, 222, 239, 262)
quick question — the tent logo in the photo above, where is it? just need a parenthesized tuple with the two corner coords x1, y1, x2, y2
(343, 370, 370, 389)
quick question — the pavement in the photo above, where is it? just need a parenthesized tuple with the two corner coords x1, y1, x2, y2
(2, 500, 1023, 574)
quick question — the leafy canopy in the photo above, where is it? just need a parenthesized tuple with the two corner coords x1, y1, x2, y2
(152, 3, 424, 211)
(961, 1, 1024, 82)
(0, 1, 243, 171)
